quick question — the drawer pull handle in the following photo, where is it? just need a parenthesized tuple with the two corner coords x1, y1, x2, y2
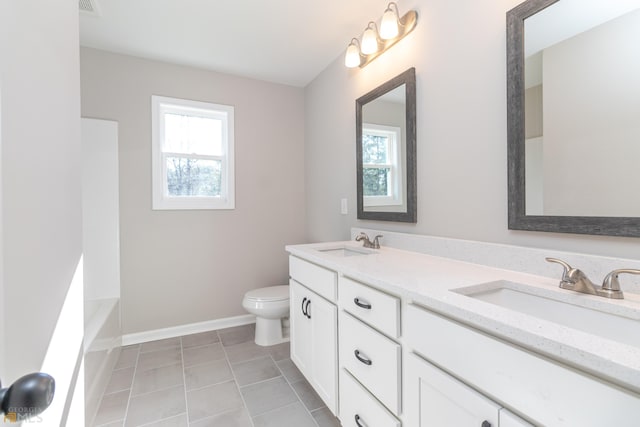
(354, 349, 372, 366)
(481, 422, 492, 427)
(354, 297, 372, 310)
(305, 299, 311, 319)
(301, 297, 307, 317)
(355, 414, 367, 427)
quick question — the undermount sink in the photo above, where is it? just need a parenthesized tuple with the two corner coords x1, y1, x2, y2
(453, 280, 640, 349)
(317, 246, 375, 257)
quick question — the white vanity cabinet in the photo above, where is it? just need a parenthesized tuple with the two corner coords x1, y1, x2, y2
(287, 242, 640, 427)
(289, 257, 338, 414)
(405, 353, 532, 427)
(405, 304, 640, 426)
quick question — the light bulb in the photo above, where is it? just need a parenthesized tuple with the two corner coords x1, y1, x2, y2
(380, 6, 399, 39)
(361, 22, 379, 54)
(345, 41, 361, 68)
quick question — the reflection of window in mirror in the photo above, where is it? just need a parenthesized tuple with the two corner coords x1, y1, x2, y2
(362, 123, 403, 207)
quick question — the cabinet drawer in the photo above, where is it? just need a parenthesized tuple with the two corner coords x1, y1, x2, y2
(405, 304, 640, 426)
(340, 369, 400, 427)
(339, 311, 401, 415)
(339, 277, 400, 338)
(289, 256, 337, 301)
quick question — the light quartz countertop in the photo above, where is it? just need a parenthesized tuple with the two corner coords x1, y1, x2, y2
(286, 241, 640, 394)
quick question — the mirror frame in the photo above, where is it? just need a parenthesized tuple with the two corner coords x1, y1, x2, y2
(507, 0, 640, 237)
(356, 67, 417, 223)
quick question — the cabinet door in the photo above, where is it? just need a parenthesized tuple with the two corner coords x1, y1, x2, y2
(290, 279, 312, 375)
(405, 353, 500, 427)
(290, 279, 338, 415)
(309, 291, 338, 414)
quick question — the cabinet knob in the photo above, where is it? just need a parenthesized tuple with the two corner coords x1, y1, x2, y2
(354, 349, 372, 366)
(481, 421, 492, 427)
(354, 297, 372, 310)
(355, 414, 367, 427)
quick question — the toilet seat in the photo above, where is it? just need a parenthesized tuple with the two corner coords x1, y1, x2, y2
(244, 285, 289, 302)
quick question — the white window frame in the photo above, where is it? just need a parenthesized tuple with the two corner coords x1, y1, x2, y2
(151, 95, 235, 210)
(362, 123, 403, 207)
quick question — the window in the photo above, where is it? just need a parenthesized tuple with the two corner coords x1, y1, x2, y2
(152, 96, 234, 210)
(362, 123, 403, 207)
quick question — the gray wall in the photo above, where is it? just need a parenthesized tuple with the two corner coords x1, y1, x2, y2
(0, 0, 82, 382)
(304, 0, 640, 259)
(80, 48, 306, 334)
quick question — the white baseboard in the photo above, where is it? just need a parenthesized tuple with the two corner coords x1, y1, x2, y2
(122, 314, 256, 346)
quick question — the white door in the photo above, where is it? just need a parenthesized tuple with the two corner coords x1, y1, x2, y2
(405, 353, 500, 427)
(0, 2, 85, 425)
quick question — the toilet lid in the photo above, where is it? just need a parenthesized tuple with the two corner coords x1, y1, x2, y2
(245, 285, 289, 302)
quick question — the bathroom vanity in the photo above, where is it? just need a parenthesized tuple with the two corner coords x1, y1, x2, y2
(286, 238, 640, 426)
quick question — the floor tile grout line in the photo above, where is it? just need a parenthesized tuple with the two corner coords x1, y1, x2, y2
(100, 388, 129, 399)
(230, 353, 279, 370)
(236, 374, 286, 390)
(138, 344, 181, 355)
(181, 334, 223, 351)
(135, 412, 188, 427)
(183, 377, 236, 394)
(183, 356, 227, 370)
(252, 400, 316, 424)
(187, 406, 250, 427)
(120, 344, 141, 427)
(96, 327, 311, 427)
(274, 353, 322, 427)
(228, 354, 276, 367)
(220, 334, 257, 427)
(134, 361, 184, 376)
(128, 383, 185, 400)
(91, 346, 139, 427)
(179, 335, 192, 427)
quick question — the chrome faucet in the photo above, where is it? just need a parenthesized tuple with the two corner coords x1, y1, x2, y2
(546, 257, 640, 299)
(600, 269, 640, 299)
(546, 258, 599, 295)
(355, 232, 382, 249)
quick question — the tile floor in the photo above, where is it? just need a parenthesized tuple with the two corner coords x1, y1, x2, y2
(92, 324, 341, 427)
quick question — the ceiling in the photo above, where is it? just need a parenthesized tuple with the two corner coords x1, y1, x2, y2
(79, 0, 391, 87)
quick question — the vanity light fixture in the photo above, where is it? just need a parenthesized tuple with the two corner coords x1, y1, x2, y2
(345, 2, 418, 68)
(361, 22, 381, 54)
(345, 38, 363, 68)
(380, 2, 401, 39)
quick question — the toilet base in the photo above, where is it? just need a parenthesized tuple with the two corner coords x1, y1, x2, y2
(255, 317, 286, 346)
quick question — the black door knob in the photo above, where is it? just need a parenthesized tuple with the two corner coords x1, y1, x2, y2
(0, 373, 55, 420)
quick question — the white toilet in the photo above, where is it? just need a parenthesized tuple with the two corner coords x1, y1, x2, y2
(242, 285, 290, 346)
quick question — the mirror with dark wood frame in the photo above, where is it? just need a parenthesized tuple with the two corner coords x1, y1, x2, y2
(357, 67, 417, 223)
(507, 0, 640, 237)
